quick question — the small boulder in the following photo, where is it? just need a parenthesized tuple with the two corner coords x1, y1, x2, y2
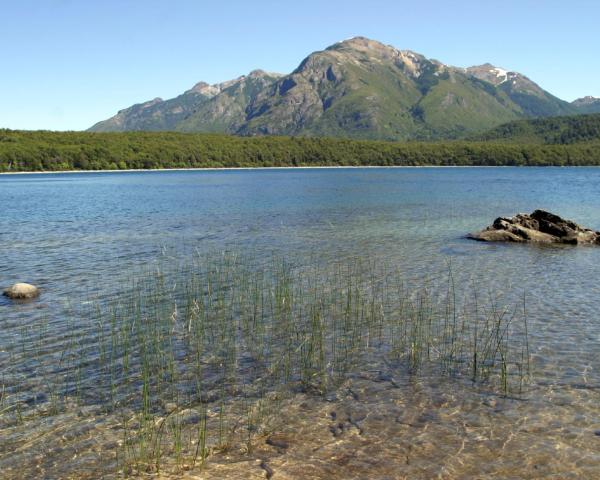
(469, 210, 600, 245)
(3, 283, 40, 300)
(266, 433, 291, 451)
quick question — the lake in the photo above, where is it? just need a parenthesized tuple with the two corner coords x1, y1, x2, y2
(1, 167, 600, 478)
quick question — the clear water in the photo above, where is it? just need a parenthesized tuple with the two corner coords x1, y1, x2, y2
(1, 167, 600, 478)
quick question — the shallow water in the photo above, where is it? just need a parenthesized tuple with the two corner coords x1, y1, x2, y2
(1, 167, 600, 478)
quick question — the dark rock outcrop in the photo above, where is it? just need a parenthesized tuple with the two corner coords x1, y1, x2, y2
(469, 210, 600, 245)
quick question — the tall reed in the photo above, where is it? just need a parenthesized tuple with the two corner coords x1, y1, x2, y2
(0, 252, 530, 477)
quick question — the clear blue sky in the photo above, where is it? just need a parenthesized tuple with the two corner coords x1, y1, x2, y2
(2, 0, 598, 131)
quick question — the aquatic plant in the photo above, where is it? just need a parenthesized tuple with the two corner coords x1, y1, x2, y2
(0, 252, 530, 477)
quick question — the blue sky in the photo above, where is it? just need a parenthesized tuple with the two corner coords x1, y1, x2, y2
(2, 0, 598, 130)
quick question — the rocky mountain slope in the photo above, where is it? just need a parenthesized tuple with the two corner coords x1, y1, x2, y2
(90, 70, 282, 133)
(572, 96, 600, 114)
(89, 37, 587, 140)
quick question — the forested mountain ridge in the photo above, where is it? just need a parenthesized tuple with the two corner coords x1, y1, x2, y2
(475, 113, 600, 144)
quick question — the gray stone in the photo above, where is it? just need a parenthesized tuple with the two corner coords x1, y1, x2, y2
(469, 210, 600, 245)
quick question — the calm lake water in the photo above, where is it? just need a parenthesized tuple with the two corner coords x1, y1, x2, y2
(1, 167, 600, 478)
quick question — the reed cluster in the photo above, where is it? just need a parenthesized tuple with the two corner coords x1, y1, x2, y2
(0, 252, 530, 476)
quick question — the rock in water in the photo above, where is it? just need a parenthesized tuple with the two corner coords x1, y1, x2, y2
(469, 210, 600, 245)
(3, 283, 40, 299)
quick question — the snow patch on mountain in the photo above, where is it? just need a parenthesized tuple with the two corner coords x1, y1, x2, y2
(489, 67, 508, 84)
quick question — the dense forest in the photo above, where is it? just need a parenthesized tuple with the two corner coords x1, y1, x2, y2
(475, 113, 600, 145)
(1, 129, 600, 173)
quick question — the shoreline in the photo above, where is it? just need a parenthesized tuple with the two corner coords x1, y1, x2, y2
(0, 164, 585, 175)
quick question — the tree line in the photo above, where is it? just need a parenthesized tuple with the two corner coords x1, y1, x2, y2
(1, 129, 600, 172)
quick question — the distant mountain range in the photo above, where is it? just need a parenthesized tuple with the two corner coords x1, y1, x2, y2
(89, 37, 600, 140)
(571, 96, 600, 114)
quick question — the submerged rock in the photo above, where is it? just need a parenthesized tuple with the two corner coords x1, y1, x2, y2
(266, 433, 291, 451)
(3, 283, 40, 299)
(469, 210, 600, 245)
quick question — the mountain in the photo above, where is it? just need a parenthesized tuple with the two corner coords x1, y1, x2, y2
(89, 70, 282, 133)
(466, 63, 578, 117)
(572, 96, 600, 114)
(89, 37, 580, 140)
(476, 113, 600, 144)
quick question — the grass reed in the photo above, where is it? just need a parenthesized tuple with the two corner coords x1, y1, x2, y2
(0, 251, 530, 477)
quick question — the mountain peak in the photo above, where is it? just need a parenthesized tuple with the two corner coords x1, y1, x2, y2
(571, 96, 600, 113)
(573, 95, 600, 104)
(466, 64, 515, 86)
(329, 36, 398, 55)
(248, 69, 282, 79)
(185, 70, 282, 96)
(334, 36, 386, 47)
(187, 81, 221, 96)
(248, 69, 267, 78)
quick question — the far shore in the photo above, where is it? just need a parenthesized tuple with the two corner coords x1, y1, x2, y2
(0, 164, 586, 175)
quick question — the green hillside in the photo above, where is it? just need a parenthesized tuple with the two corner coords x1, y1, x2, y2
(476, 113, 600, 144)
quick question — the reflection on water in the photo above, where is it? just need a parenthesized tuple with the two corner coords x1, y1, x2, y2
(1, 167, 600, 478)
